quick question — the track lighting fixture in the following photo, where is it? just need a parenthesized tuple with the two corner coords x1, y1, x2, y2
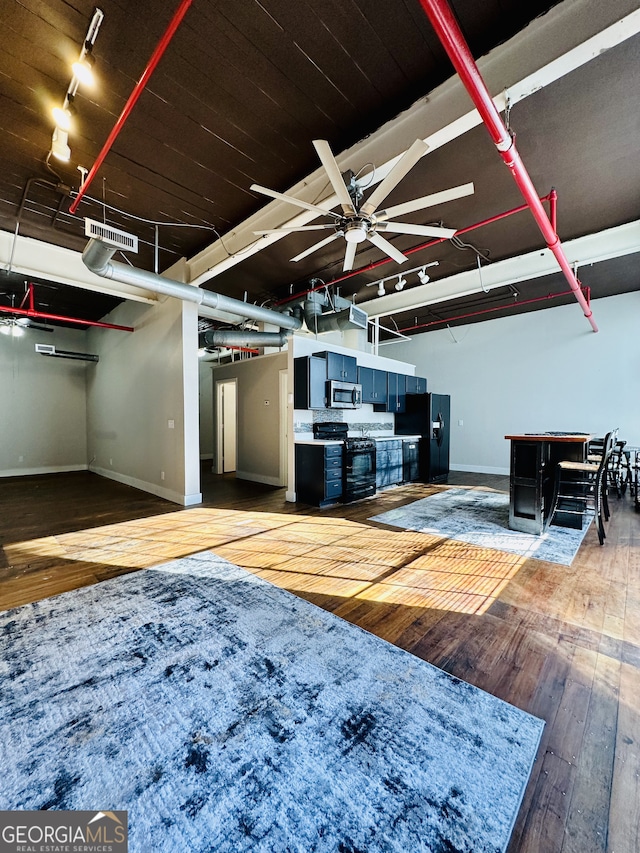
(367, 261, 439, 297)
(48, 8, 104, 164)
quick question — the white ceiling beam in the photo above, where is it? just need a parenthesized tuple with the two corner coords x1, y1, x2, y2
(186, 0, 640, 286)
(0, 230, 157, 304)
(363, 221, 640, 319)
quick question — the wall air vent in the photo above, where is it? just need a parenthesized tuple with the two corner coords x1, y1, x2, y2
(84, 218, 138, 253)
(36, 343, 99, 362)
(348, 304, 368, 330)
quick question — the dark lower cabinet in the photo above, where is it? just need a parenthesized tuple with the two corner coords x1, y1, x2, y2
(376, 439, 403, 489)
(402, 439, 420, 482)
(295, 443, 343, 506)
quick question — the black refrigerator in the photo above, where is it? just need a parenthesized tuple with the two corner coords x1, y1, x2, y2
(395, 393, 451, 483)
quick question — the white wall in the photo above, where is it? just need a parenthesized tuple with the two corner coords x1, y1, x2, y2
(386, 293, 640, 474)
(0, 325, 89, 476)
(211, 352, 288, 486)
(86, 297, 202, 505)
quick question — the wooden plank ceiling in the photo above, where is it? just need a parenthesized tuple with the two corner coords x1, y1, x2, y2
(0, 0, 639, 333)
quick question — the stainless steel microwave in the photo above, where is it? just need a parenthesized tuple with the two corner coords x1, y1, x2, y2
(327, 380, 362, 409)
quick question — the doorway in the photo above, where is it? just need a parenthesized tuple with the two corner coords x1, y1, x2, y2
(215, 379, 237, 474)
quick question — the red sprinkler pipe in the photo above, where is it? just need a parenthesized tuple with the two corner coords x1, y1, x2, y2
(69, 0, 193, 215)
(417, 0, 597, 332)
(0, 306, 134, 332)
(399, 286, 591, 333)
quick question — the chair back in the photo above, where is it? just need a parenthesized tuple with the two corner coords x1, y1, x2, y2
(597, 429, 618, 475)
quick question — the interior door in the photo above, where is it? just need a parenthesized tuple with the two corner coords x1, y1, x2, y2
(216, 379, 237, 473)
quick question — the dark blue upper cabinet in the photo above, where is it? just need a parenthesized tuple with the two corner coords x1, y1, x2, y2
(406, 376, 427, 394)
(358, 366, 388, 404)
(387, 373, 407, 413)
(294, 356, 327, 409)
(318, 351, 358, 383)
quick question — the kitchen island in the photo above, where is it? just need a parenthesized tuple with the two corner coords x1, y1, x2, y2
(505, 433, 591, 534)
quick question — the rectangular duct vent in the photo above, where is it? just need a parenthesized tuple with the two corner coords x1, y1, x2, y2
(84, 218, 138, 253)
(348, 304, 368, 330)
(35, 343, 55, 355)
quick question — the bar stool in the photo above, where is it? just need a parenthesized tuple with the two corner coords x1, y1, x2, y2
(548, 429, 617, 545)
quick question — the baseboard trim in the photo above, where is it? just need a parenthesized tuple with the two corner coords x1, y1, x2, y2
(235, 470, 283, 487)
(0, 464, 88, 478)
(450, 463, 510, 476)
(90, 465, 202, 506)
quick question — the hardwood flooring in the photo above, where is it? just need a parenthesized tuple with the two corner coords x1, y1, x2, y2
(1, 467, 638, 853)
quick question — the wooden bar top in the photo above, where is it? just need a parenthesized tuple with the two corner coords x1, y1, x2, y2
(505, 433, 592, 443)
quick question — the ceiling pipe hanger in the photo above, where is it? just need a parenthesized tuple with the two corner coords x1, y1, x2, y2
(417, 0, 597, 332)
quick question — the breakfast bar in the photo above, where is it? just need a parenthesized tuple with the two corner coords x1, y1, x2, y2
(505, 433, 592, 534)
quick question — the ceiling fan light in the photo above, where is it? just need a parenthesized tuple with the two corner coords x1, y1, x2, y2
(0, 324, 11, 336)
(344, 221, 367, 243)
(51, 128, 71, 162)
(72, 51, 95, 87)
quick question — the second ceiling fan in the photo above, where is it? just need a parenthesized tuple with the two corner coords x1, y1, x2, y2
(251, 139, 474, 272)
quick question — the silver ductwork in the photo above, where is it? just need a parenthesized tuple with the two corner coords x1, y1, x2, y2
(203, 329, 290, 348)
(82, 239, 302, 331)
(302, 291, 368, 334)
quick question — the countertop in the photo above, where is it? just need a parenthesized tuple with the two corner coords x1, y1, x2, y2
(295, 435, 422, 445)
(505, 433, 592, 443)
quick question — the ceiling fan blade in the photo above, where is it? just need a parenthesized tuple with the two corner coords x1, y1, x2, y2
(251, 184, 342, 220)
(377, 221, 457, 239)
(360, 139, 429, 217)
(366, 231, 408, 265)
(376, 182, 475, 221)
(290, 232, 342, 263)
(254, 224, 336, 236)
(312, 140, 356, 216)
(343, 241, 357, 272)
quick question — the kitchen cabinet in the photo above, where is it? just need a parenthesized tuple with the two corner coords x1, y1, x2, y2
(386, 373, 406, 413)
(376, 439, 403, 489)
(402, 439, 420, 482)
(318, 351, 358, 383)
(358, 366, 388, 405)
(294, 356, 326, 410)
(295, 443, 343, 507)
(406, 376, 427, 395)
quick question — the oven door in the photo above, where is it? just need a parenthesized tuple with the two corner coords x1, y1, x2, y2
(344, 446, 376, 502)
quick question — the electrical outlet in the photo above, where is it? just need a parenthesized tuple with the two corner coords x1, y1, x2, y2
(109, 458, 113, 466)
(161, 471, 165, 480)
(458, 420, 464, 426)
(168, 419, 175, 429)
(18, 455, 24, 462)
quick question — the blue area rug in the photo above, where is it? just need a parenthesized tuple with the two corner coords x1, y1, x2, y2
(370, 487, 591, 566)
(0, 552, 544, 852)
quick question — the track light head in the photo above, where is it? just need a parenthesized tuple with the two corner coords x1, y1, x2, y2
(51, 127, 71, 162)
(417, 266, 430, 285)
(377, 282, 386, 297)
(52, 104, 73, 131)
(394, 275, 407, 291)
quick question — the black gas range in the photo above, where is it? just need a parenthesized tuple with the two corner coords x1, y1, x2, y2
(313, 422, 377, 503)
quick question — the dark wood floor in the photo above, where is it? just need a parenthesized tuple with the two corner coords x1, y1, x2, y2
(1, 467, 638, 853)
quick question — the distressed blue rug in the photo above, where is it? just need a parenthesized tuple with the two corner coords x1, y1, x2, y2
(0, 552, 544, 852)
(370, 487, 591, 566)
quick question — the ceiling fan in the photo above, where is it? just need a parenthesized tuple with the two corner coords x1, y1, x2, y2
(251, 139, 474, 272)
(0, 316, 54, 336)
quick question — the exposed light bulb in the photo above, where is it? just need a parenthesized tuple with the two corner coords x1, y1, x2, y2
(72, 52, 95, 87)
(395, 275, 407, 291)
(52, 105, 72, 131)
